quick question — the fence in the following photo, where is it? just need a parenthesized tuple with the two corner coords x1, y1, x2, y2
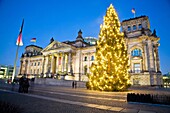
(127, 93, 170, 105)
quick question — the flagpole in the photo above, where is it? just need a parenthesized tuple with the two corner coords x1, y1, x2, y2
(12, 45, 19, 82)
(12, 19, 24, 82)
(134, 12, 136, 18)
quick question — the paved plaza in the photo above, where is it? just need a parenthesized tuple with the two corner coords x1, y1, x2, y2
(0, 81, 170, 113)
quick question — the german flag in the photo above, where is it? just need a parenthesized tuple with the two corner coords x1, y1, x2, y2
(31, 38, 36, 42)
(16, 19, 24, 46)
(131, 8, 135, 14)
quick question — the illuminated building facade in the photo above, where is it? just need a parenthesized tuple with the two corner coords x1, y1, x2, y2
(0, 65, 19, 79)
(20, 16, 162, 85)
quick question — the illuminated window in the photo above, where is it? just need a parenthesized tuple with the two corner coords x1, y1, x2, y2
(138, 24, 142, 29)
(91, 56, 94, 61)
(58, 57, 61, 65)
(131, 48, 142, 57)
(128, 26, 131, 32)
(134, 63, 140, 73)
(133, 25, 136, 30)
(84, 56, 87, 61)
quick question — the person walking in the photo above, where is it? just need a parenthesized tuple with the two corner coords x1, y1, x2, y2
(23, 77, 30, 93)
(72, 81, 75, 88)
(18, 76, 24, 93)
(74, 81, 77, 89)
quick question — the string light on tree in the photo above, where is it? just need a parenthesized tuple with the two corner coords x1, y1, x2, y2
(86, 4, 131, 91)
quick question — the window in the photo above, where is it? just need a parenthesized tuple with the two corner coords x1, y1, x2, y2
(58, 57, 61, 65)
(131, 48, 142, 57)
(134, 63, 140, 73)
(84, 65, 87, 75)
(128, 26, 131, 32)
(30, 69, 32, 74)
(138, 24, 142, 29)
(91, 56, 94, 61)
(84, 56, 87, 61)
(38, 62, 40, 66)
(133, 25, 136, 30)
(34, 63, 36, 66)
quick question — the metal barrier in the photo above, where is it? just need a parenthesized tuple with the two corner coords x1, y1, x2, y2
(127, 93, 170, 105)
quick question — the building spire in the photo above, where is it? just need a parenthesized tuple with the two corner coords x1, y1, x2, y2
(76, 29, 84, 41)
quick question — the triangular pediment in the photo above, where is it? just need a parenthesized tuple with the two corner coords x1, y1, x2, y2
(41, 41, 72, 52)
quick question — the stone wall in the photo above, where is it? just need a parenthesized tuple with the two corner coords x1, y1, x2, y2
(34, 78, 86, 88)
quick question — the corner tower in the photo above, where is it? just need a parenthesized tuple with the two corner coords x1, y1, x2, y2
(121, 16, 162, 86)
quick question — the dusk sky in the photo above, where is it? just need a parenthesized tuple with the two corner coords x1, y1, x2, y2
(0, 0, 170, 74)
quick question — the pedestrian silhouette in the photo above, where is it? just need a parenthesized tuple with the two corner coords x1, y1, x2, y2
(72, 81, 75, 88)
(74, 81, 77, 89)
(18, 76, 24, 93)
(18, 76, 30, 93)
(72, 81, 77, 89)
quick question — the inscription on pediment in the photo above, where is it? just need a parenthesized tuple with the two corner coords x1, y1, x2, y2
(48, 42, 70, 51)
(42, 41, 73, 53)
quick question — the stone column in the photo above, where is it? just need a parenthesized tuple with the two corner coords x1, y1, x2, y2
(41, 56, 45, 74)
(19, 60, 23, 74)
(51, 55, 55, 74)
(25, 60, 28, 75)
(129, 51, 133, 72)
(66, 53, 68, 72)
(58, 54, 62, 72)
(65, 54, 68, 72)
(68, 52, 71, 72)
(62, 53, 65, 72)
(88, 53, 90, 73)
(148, 40, 154, 71)
(151, 42, 156, 71)
(55, 55, 58, 73)
(155, 45, 160, 72)
(44, 55, 49, 74)
(79, 50, 82, 81)
(144, 41, 148, 71)
(153, 46, 157, 72)
(147, 40, 151, 71)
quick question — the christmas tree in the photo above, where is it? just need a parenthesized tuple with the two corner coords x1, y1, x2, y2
(87, 4, 131, 91)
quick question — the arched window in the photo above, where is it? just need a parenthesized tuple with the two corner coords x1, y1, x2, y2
(131, 48, 142, 57)
(138, 24, 142, 29)
(133, 25, 137, 30)
(128, 26, 131, 32)
(84, 56, 87, 61)
(91, 56, 94, 61)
